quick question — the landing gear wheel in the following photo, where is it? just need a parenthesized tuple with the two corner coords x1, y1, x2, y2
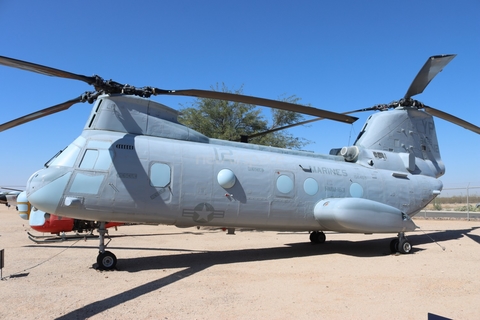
(96, 222, 117, 270)
(391, 232, 412, 254)
(398, 240, 412, 254)
(390, 239, 399, 253)
(97, 251, 117, 270)
(309, 231, 326, 244)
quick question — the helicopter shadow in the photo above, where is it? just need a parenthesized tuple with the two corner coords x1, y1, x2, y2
(414, 226, 480, 250)
(117, 226, 480, 273)
(54, 226, 479, 320)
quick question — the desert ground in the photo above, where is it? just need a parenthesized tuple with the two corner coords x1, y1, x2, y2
(0, 205, 479, 320)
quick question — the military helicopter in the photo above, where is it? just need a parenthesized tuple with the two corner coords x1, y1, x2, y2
(0, 54, 478, 270)
(0, 187, 21, 207)
(2, 188, 129, 242)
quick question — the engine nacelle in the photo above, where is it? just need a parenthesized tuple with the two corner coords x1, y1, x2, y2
(314, 198, 417, 233)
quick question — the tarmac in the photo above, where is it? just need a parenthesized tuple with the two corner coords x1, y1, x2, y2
(1, 205, 479, 319)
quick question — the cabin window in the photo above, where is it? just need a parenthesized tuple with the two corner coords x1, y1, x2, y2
(277, 175, 293, 194)
(150, 163, 171, 188)
(275, 171, 295, 198)
(350, 183, 364, 198)
(303, 178, 319, 196)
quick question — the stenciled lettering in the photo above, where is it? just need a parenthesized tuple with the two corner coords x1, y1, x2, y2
(311, 166, 348, 176)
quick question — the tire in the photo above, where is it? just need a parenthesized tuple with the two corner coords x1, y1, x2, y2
(398, 240, 412, 254)
(97, 251, 117, 270)
(317, 232, 326, 244)
(309, 231, 326, 244)
(390, 239, 399, 253)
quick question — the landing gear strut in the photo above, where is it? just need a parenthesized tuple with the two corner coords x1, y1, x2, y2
(96, 222, 117, 270)
(390, 232, 412, 254)
(309, 231, 326, 244)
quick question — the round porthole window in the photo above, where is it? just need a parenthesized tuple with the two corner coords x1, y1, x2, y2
(350, 183, 364, 198)
(303, 178, 318, 195)
(276, 175, 294, 194)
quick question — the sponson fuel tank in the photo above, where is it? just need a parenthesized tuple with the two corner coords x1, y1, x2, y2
(314, 198, 417, 233)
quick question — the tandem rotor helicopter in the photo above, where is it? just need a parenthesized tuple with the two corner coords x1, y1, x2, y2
(1, 54, 479, 270)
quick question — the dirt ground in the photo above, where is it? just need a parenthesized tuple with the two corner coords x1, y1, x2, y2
(0, 205, 479, 320)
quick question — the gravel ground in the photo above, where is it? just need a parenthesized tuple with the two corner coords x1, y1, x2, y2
(0, 205, 479, 319)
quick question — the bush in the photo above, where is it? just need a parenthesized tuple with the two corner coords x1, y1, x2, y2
(433, 202, 442, 211)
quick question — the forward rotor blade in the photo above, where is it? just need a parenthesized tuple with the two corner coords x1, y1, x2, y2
(0, 55, 96, 85)
(154, 88, 358, 124)
(404, 54, 456, 99)
(424, 106, 480, 134)
(245, 117, 327, 140)
(0, 96, 84, 132)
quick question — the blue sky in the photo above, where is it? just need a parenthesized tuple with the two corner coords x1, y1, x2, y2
(0, 1, 479, 196)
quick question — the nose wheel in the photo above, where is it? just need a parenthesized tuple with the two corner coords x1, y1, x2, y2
(97, 251, 117, 270)
(96, 222, 117, 270)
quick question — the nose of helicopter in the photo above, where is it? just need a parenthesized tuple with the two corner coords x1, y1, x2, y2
(26, 167, 72, 214)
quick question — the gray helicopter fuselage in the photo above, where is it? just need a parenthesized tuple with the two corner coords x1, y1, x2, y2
(25, 95, 443, 234)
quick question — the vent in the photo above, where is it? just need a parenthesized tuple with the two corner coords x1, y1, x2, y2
(373, 151, 387, 160)
(116, 144, 134, 150)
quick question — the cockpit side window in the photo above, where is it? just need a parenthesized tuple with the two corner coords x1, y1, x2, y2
(79, 149, 113, 170)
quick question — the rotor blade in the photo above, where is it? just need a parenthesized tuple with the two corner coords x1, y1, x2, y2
(154, 88, 358, 124)
(246, 117, 327, 140)
(424, 106, 480, 134)
(0, 96, 84, 132)
(236, 107, 376, 141)
(0, 187, 23, 192)
(0, 55, 96, 85)
(404, 54, 456, 99)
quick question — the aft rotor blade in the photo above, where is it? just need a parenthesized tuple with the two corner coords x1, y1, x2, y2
(0, 55, 97, 85)
(236, 107, 376, 141)
(404, 54, 456, 99)
(424, 106, 480, 134)
(0, 96, 84, 132)
(154, 88, 358, 124)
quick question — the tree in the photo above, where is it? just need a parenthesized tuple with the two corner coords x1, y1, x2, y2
(178, 84, 310, 150)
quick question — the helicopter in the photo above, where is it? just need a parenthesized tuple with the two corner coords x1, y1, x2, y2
(0, 54, 479, 270)
(0, 188, 21, 207)
(2, 189, 124, 242)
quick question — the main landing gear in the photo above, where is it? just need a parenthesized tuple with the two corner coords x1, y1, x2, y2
(310, 230, 413, 254)
(390, 232, 412, 254)
(96, 222, 117, 270)
(309, 231, 326, 244)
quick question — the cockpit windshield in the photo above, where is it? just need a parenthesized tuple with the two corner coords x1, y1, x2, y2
(44, 136, 86, 168)
(44, 149, 64, 167)
(45, 144, 80, 168)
